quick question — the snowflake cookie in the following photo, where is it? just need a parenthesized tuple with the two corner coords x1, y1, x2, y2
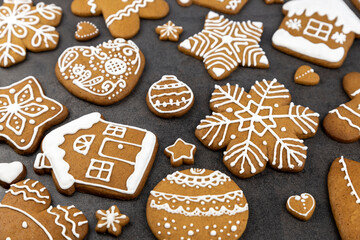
(0, 0, 62, 67)
(96, 205, 129, 237)
(195, 79, 320, 178)
(0, 76, 68, 154)
(71, 0, 169, 39)
(178, 11, 269, 81)
(164, 138, 196, 167)
(176, 0, 248, 15)
(155, 21, 183, 42)
(0, 179, 88, 239)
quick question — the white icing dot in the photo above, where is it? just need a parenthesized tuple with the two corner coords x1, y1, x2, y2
(188, 230, 194, 236)
(6, 238, 11, 240)
(183, 225, 187, 229)
(190, 223, 194, 227)
(0, 125, 3, 130)
(230, 134, 236, 139)
(51, 107, 56, 110)
(263, 141, 267, 145)
(157, 222, 160, 227)
(231, 225, 237, 232)
(210, 230, 217, 236)
(281, 127, 286, 132)
(9, 89, 15, 94)
(236, 220, 240, 224)
(274, 104, 279, 107)
(36, 97, 42, 102)
(213, 224, 217, 228)
(295, 196, 301, 200)
(172, 219, 175, 223)
(21, 139, 25, 143)
(226, 107, 233, 113)
(158, 231, 161, 235)
(118, 144, 123, 150)
(29, 119, 35, 124)
(167, 232, 171, 235)
(164, 223, 171, 229)
(22, 221, 28, 228)
(205, 226, 209, 229)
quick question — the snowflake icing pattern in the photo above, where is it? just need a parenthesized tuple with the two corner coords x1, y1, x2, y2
(195, 79, 319, 178)
(285, 18, 301, 31)
(156, 21, 183, 41)
(0, 1, 62, 67)
(96, 205, 129, 237)
(331, 32, 346, 44)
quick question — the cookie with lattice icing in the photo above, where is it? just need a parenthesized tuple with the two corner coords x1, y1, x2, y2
(56, 39, 145, 106)
(195, 79, 320, 178)
(146, 168, 249, 239)
(0, 179, 88, 239)
(323, 72, 360, 142)
(176, 0, 248, 15)
(178, 12, 269, 80)
(71, 0, 169, 39)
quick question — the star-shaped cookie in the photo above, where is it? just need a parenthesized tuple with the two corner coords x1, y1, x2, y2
(156, 21, 183, 42)
(164, 138, 196, 167)
(178, 11, 269, 80)
(96, 205, 129, 237)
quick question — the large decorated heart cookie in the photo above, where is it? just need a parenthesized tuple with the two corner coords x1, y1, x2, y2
(0, 179, 88, 239)
(56, 39, 145, 105)
(34, 112, 158, 199)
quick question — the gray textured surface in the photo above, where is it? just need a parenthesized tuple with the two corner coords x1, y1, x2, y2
(0, 0, 359, 239)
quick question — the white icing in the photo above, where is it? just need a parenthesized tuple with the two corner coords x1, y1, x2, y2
(166, 170, 230, 188)
(156, 21, 183, 40)
(329, 104, 360, 132)
(331, 31, 347, 44)
(73, 134, 95, 155)
(338, 156, 360, 204)
(47, 206, 72, 240)
(285, 18, 302, 30)
(75, 21, 99, 39)
(164, 138, 196, 163)
(287, 193, 315, 216)
(22, 221, 28, 229)
(97, 206, 127, 232)
(57, 205, 80, 238)
(87, 0, 97, 14)
(0, 161, 23, 184)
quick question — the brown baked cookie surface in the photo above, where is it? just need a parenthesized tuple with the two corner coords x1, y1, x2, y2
(294, 65, 320, 86)
(34, 112, 158, 200)
(0, 161, 26, 189)
(352, 0, 360, 11)
(176, 0, 248, 15)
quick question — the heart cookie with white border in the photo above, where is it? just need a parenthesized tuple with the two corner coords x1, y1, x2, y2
(75, 21, 99, 41)
(0, 161, 26, 188)
(286, 193, 316, 221)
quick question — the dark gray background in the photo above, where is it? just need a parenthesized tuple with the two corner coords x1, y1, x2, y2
(0, 0, 359, 239)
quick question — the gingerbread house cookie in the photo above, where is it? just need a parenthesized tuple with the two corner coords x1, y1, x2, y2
(272, 0, 360, 68)
(34, 112, 158, 199)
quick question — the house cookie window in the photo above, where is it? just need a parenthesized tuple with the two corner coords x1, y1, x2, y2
(103, 124, 126, 138)
(86, 159, 114, 182)
(303, 18, 333, 41)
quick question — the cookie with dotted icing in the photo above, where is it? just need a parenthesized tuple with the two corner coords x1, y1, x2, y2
(0, 179, 88, 239)
(178, 12, 269, 81)
(75, 21, 99, 41)
(0, 76, 68, 154)
(146, 75, 194, 118)
(195, 79, 320, 178)
(0, 0, 62, 67)
(328, 156, 360, 239)
(96, 205, 129, 237)
(286, 193, 315, 221)
(323, 72, 360, 142)
(71, 0, 169, 39)
(176, 0, 248, 15)
(294, 65, 320, 86)
(56, 39, 145, 106)
(34, 112, 158, 199)
(0, 161, 26, 189)
(146, 168, 249, 239)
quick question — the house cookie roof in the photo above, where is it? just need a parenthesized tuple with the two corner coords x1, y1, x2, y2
(283, 0, 360, 34)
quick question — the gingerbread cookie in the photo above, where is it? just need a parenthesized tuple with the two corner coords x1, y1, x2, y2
(286, 193, 315, 221)
(96, 205, 129, 237)
(156, 21, 183, 42)
(176, 0, 248, 15)
(71, 0, 169, 39)
(178, 12, 269, 80)
(34, 112, 158, 200)
(264, 0, 284, 4)
(272, 0, 360, 68)
(352, 0, 360, 11)
(294, 65, 320, 86)
(146, 168, 249, 239)
(0, 0, 62, 67)
(323, 72, 360, 142)
(0, 161, 26, 189)
(0, 179, 88, 239)
(56, 39, 145, 106)
(75, 21, 99, 41)
(195, 79, 320, 178)
(328, 156, 360, 239)
(0, 76, 68, 154)
(146, 75, 194, 118)
(164, 138, 196, 167)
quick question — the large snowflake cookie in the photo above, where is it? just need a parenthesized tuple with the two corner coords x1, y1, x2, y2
(0, 76, 68, 154)
(176, 0, 248, 15)
(0, 179, 88, 239)
(272, 0, 360, 68)
(323, 72, 360, 142)
(0, 0, 62, 67)
(147, 168, 249, 239)
(34, 112, 158, 199)
(71, 0, 169, 39)
(178, 12, 269, 81)
(195, 79, 320, 178)
(56, 39, 145, 106)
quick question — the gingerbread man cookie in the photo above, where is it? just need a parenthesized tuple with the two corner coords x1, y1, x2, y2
(176, 0, 248, 15)
(0, 179, 88, 239)
(71, 0, 169, 39)
(195, 79, 320, 178)
(0, 76, 68, 154)
(156, 21, 183, 42)
(75, 21, 99, 41)
(164, 138, 196, 167)
(286, 193, 316, 221)
(0, 0, 62, 67)
(96, 205, 129, 237)
(0, 161, 26, 189)
(179, 12, 269, 80)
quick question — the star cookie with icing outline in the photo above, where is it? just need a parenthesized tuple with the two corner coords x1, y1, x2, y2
(164, 138, 196, 167)
(96, 205, 129, 237)
(0, 76, 68, 154)
(156, 21, 183, 42)
(178, 11, 269, 80)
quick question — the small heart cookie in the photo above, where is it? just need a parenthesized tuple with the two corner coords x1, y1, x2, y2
(294, 65, 320, 86)
(0, 161, 26, 188)
(286, 193, 316, 221)
(75, 21, 99, 41)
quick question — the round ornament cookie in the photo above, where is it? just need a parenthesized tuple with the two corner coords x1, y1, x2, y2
(146, 168, 249, 239)
(56, 39, 145, 105)
(146, 75, 194, 118)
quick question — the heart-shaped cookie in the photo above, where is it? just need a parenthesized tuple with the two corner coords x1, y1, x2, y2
(286, 193, 316, 221)
(75, 21, 99, 41)
(0, 161, 26, 188)
(294, 65, 320, 86)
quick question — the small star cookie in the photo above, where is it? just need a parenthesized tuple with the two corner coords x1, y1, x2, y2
(164, 138, 196, 167)
(156, 21, 183, 42)
(96, 205, 129, 237)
